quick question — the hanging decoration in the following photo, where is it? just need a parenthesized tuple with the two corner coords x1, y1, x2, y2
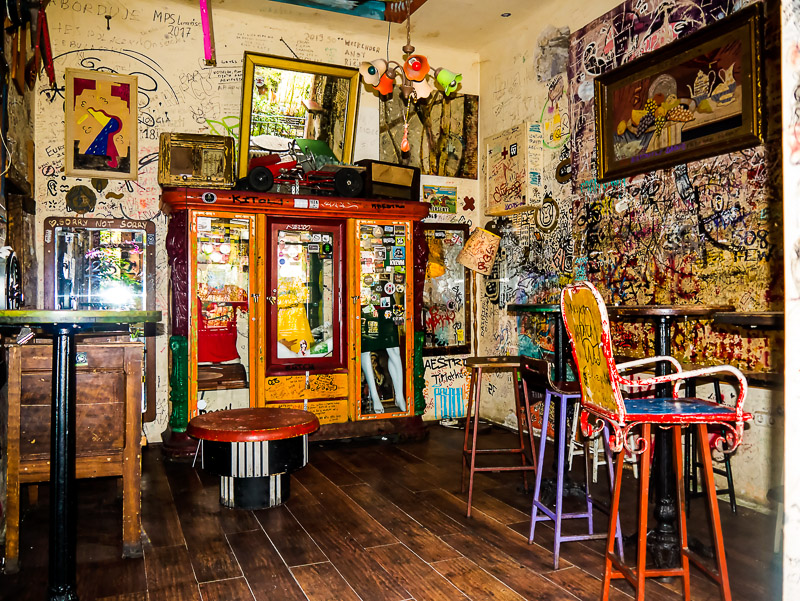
(359, 12, 462, 103)
(199, 0, 217, 66)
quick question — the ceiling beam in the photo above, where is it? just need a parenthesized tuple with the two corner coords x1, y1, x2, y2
(383, 0, 430, 23)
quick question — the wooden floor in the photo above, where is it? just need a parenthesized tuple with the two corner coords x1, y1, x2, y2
(0, 424, 781, 600)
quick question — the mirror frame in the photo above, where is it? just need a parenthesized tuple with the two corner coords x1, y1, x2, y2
(238, 52, 361, 180)
(43, 216, 158, 422)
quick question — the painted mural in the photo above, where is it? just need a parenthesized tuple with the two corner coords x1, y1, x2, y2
(507, 0, 782, 374)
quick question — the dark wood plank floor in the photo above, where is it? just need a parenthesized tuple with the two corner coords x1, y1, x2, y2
(0, 424, 781, 600)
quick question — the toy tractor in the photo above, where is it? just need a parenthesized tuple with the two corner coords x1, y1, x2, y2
(240, 138, 365, 197)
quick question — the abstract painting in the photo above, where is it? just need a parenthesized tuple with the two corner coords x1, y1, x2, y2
(379, 90, 479, 179)
(65, 69, 138, 180)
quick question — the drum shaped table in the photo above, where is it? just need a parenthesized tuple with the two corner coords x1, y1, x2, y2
(187, 407, 319, 509)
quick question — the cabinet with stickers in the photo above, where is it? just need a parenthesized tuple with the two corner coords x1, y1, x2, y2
(161, 187, 429, 438)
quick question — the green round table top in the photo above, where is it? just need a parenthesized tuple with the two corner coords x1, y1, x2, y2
(0, 310, 162, 326)
(506, 303, 560, 313)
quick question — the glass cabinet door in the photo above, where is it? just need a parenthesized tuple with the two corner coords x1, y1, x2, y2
(267, 219, 345, 371)
(191, 213, 255, 414)
(356, 220, 412, 417)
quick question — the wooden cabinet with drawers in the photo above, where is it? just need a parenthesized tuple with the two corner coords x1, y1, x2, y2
(0, 340, 144, 573)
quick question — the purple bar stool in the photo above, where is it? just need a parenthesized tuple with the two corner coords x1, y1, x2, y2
(520, 357, 624, 569)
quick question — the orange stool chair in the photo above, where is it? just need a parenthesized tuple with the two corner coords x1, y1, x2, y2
(561, 281, 751, 601)
(461, 355, 536, 517)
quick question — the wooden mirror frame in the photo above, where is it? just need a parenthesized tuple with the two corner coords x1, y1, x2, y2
(43, 217, 158, 422)
(238, 52, 361, 179)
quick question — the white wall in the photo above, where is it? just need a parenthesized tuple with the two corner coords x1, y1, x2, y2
(37, 0, 480, 440)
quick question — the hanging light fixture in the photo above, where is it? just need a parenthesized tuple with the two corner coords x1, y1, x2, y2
(359, 11, 462, 102)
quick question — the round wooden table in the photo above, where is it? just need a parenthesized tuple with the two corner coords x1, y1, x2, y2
(605, 303, 733, 570)
(0, 310, 161, 601)
(187, 407, 320, 509)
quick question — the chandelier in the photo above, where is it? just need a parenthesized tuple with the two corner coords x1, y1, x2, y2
(358, 14, 462, 103)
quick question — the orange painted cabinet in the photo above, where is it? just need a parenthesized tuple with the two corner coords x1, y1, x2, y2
(163, 188, 428, 436)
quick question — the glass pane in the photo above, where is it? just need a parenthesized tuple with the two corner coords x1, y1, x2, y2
(422, 227, 469, 351)
(359, 222, 407, 415)
(275, 228, 335, 359)
(55, 228, 146, 310)
(196, 217, 250, 364)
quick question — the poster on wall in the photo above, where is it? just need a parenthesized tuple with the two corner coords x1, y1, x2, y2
(485, 121, 544, 215)
(65, 69, 138, 180)
(423, 184, 457, 214)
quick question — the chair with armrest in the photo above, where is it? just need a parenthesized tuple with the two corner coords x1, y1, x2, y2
(560, 281, 750, 601)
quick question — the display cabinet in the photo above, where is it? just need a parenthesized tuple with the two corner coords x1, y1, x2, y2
(162, 188, 428, 439)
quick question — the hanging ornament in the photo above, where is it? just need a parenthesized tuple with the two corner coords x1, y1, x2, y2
(400, 94, 413, 154)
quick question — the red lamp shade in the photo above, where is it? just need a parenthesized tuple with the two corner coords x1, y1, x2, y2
(375, 73, 395, 95)
(403, 54, 430, 81)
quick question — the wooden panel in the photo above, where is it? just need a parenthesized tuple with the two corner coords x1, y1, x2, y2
(227, 529, 307, 601)
(20, 371, 125, 405)
(254, 504, 327, 567)
(290, 562, 362, 601)
(262, 373, 348, 401)
(20, 344, 127, 370)
(144, 545, 201, 601)
(431, 556, 527, 601)
(265, 399, 348, 425)
(369, 543, 468, 601)
(198, 578, 255, 601)
(20, 402, 125, 459)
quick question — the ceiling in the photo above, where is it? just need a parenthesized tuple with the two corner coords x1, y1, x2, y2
(256, 1, 542, 52)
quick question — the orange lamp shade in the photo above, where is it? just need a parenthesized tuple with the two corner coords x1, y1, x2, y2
(403, 55, 430, 81)
(375, 73, 395, 95)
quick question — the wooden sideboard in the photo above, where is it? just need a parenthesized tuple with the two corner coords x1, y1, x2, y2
(0, 340, 144, 573)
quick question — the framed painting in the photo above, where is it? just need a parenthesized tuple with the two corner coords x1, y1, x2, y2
(65, 69, 138, 180)
(421, 223, 471, 356)
(594, 3, 762, 182)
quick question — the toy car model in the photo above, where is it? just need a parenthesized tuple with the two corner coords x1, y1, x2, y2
(240, 138, 365, 197)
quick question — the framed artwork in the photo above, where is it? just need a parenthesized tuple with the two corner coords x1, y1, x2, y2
(65, 69, 138, 180)
(485, 121, 544, 215)
(594, 3, 762, 182)
(421, 223, 471, 356)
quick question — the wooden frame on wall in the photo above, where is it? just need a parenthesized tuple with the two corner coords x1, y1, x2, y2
(593, 3, 763, 182)
(64, 69, 138, 180)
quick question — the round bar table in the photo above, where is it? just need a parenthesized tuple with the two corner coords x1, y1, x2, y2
(0, 310, 161, 601)
(605, 303, 733, 570)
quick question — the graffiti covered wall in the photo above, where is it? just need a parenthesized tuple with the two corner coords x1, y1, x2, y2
(36, 0, 480, 440)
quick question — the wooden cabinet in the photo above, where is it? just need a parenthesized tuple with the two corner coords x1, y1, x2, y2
(0, 340, 144, 573)
(162, 187, 429, 439)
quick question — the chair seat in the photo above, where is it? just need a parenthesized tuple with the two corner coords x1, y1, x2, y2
(625, 397, 752, 423)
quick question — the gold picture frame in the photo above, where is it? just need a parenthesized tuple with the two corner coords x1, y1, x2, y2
(158, 133, 235, 188)
(238, 52, 360, 179)
(594, 3, 762, 182)
(65, 69, 138, 180)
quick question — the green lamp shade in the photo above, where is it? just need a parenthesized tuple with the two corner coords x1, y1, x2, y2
(435, 68, 462, 96)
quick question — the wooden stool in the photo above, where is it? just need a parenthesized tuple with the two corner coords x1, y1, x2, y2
(187, 407, 319, 509)
(461, 355, 536, 517)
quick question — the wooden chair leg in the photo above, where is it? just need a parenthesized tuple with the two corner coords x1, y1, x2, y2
(466, 367, 483, 518)
(602, 441, 626, 601)
(672, 426, 691, 601)
(512, 367, 530, 492)
(461, 367, 477, 494)
(697, 423, 732, 601)
(635, 423, 652, 601)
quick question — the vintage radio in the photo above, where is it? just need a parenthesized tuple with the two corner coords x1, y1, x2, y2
(355, 159, 420, 202)
(158, 133, 235, 188)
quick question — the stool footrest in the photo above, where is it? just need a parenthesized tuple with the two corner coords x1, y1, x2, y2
(685, 549, 723, 583)
(463, 448, 526, 454)
(532, 503, 592, 523)
(472, 465, 536, 473)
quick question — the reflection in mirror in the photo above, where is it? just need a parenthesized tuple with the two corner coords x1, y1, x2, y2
(239, 53, 360, 179)
(54, 228, 146, 310)
(276, 228, 334, 359)
(44, 217, 157, 420)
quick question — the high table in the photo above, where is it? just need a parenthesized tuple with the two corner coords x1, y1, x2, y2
(605, 303, 734, 569)
(0, 310, 161, 601)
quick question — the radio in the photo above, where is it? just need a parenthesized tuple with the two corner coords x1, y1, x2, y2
(158, 133, 235, 189)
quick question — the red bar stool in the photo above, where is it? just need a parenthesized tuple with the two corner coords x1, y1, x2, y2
(561, 281, 751, 601)
(461, 355, 537, 517)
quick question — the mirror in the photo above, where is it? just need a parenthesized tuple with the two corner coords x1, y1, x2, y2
(43, 217, 157, 421)
(238, 52, 360, 180)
